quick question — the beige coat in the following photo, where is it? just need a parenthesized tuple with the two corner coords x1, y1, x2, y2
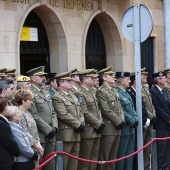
(52, 90, 84, 142)
(28, 85, 58, 143)
(75, 86, 102, 139)
(96, 84, 125, 136)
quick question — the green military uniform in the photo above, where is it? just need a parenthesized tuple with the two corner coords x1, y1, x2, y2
(52, 72, 84, 170)
(115, 72, 138, 170)
(96, 84, 125, 170)
(142, 85, 156, 170)
(164, 81, 170, 95)
(96, 67, 125, 170)
(75, 69, 104, 170)
(27, 66, 58, 170)
(0, 68, 7, 79)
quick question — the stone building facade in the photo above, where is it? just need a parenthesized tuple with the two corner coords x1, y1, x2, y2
(0, 0, 164, 76)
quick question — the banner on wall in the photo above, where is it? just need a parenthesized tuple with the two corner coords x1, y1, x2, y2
(20, 27, 38, 41)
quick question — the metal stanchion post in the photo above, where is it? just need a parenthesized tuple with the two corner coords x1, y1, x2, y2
(150, 130, 157, 170)
(56, 141, 63, 170)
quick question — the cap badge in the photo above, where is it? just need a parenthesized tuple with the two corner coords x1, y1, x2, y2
(159, 72, 163, 77)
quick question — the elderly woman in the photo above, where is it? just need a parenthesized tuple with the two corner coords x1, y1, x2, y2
(6, 106, 38, 170)
(14, 89, 44, 156)
(0, 97, 20, 170)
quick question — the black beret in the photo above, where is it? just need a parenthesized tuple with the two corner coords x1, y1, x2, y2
(152, 71, 166, 78)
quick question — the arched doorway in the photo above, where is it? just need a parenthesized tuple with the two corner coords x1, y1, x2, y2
(85, 19, 106, 71)
(20, 11, 50, 75)
(84, 13, 123, 72)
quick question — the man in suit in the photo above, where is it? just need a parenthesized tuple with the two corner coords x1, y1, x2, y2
(26, 66, 58, 170)
(150, 71, 170, 170)
(115, 72, 138, 170)
(96, 67, 125, 170)
(75, 69, 105, 170)
(52, 71, 85, 170)
(0, 97, 20, 170)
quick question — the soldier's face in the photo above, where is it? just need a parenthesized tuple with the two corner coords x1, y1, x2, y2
(141, 74, 147, 85)
(20, 82, 31, 89)
(72, 75, 80, 84)
(60, 80, 72, 91)
(104, 74, 115, 85)
(85, 77, 94, 86)
(121, 77, 131, 89)
(33, 75, 46, 86)
(158, 76, 167, 86)
(92, 77, 99, 88)
(51, 79, 58, 90)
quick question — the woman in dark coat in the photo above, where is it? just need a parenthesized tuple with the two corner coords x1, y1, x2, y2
(0, 97, 20, 170)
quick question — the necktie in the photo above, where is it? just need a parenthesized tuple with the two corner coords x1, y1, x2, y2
(161, 90, 167, 100)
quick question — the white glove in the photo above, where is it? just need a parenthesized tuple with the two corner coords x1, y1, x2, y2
(144, 118, 150, 128)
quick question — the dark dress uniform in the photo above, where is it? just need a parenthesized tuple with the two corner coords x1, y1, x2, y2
(116, 86, 138, 170)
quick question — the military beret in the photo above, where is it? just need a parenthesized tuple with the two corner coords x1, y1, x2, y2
(116, 72, 130, 78)
(17, 76, 30, 82)
(152, 71, 166, 78)
(164, 68, 170, 73)
(26, 66, 47, 76)
(78, 69, 97, 78)
(5, 69, 16, 76)
(55, 72, 72, 80)
(98, 66, 115, 74)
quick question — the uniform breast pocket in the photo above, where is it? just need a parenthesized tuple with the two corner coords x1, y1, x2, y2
(64, 101, 73, 111)
(36, 99, 45, 112)
(87, 101, 95, 110)
(108, 96, 116, 108)
(122, 100, 131, 111)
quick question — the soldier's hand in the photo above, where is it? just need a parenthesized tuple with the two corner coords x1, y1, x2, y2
(94, 122, 106, 134)
(150, 116, 156, 125)
(116, 122, 126, 130)
(47, 127, 57, 138)
(133, 120, 139, 128)
(74, 123, 85, 133)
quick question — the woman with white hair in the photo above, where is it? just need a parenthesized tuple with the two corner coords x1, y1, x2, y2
(6, 106, 38, 170)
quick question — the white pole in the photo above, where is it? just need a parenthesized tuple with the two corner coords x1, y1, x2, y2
(134, 4, 144, 170)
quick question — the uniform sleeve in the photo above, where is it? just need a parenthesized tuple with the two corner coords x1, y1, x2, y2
(96, 89, 122, 127)
(75, 93, 101, 128)
(52, 96, 80, 129)
(28, 98, 52, 136)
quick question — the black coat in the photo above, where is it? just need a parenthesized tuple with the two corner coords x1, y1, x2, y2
(0, 116, 20, 168)
(150, 86, 170, 130)
(127, 86, 148, 125)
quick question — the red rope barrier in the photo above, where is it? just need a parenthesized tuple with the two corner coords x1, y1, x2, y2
(33, 136, 170, 170)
